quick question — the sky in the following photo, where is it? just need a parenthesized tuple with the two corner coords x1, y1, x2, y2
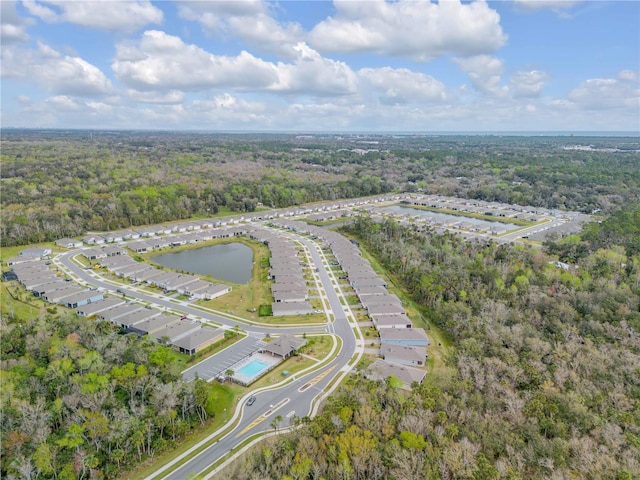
(1, 0, 638, 132)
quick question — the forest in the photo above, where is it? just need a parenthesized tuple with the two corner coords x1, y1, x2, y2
(1, 131, 639, 479)
(1, 130, 639, 246)
(224, 213, 640, 480)
(0, 314, 231, 479)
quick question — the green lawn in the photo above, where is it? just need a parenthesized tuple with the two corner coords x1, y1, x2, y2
(1, 282, 43, 320)
(249, 355, 317, 390)
(299, 334, 334, 360)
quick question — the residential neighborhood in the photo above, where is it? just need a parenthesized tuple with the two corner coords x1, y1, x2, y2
(5, 190, 593, 387)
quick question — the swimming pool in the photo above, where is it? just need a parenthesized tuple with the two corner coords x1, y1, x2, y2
(237, 359, 270, 378)
(229, 352, 282, 386)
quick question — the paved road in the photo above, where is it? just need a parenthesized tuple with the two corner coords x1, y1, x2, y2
(155, 232, 358, 479)
(54, 229, 361, 479)
(46, 195, 591, 478)
(56, 250, 325, 340)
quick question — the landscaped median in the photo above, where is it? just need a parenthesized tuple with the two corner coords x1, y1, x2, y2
(130, 334, 342, 480)
(184, 335, 347, 480)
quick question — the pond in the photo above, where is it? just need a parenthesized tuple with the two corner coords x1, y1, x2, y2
(152, 243, 253, 284)
(382, 206, 521, 231)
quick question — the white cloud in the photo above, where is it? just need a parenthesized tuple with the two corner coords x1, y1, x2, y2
(45, 95, 82, 110)
(126, 89, 185, 104)
(618, 70, 639, 83)
(359, 67, 448, 104)
(272, 43, 358, 96)
(565, 72, 640, 110)
(1, 41, 113, 97)
(22, 0, 162, 32)
(112, 30, 279, 91)
(308, 0, 507, 61)
(191, 94, 270, 126)
(113, 32, 358, 97)
(178, 1, 303, 58)
(1, 1, 31, 44)
(454, 55, 507, 96)
(509, 70, 549, 98)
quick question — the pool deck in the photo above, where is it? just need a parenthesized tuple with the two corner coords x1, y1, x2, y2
(230, 352, 281, 385)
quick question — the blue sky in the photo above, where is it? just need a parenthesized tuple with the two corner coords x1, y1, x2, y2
(1, 0, 638, 132)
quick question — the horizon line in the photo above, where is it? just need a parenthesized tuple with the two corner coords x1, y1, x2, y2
(2, 127, 638, 137)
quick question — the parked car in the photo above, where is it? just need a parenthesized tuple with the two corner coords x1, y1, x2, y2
(246, 396, 256, 406)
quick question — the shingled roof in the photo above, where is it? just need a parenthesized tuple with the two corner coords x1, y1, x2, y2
(262, 334, 306, 358)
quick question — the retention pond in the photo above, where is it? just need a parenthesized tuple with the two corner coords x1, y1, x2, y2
(152, 242, 253, 284)
(383, 205, 522, 231)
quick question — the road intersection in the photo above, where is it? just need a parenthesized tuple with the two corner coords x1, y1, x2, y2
(53, 223, 362, 479)
(49, 195, 588, 478)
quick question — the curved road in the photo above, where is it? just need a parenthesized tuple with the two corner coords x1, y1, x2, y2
(54, 228, 361, 479)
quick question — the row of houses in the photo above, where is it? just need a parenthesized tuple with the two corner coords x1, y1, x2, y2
(310, 223, 429, 372)
(56, 194, 401, 252)
(79, 219, 218, 246)
(384, 209, 511, 236)
(402, 194, 546, 222)
(85, 249, 231, 300)
(270, 219, 429, 389)
(75, 297, 225, 355)
(6, 247, 54, 266)
(11, 257, 104, 308)
(306, 209, 353, 223)
(244, 226, 315, 317)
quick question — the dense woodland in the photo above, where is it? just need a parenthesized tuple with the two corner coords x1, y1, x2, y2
(2, 132, 639, 479)
(1, 130, 639, 246)
(0, 314, 228, 479)
(225, 213, 640, 480)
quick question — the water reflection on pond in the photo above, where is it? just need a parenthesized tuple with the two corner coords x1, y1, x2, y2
(383, 206, 521, 231)
(152, 243, 253, 284)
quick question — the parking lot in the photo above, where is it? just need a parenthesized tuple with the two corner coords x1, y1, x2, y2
(181, 334, 265, 382)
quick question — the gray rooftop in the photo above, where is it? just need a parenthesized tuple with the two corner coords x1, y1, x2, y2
(134, 314, 181, 335)
(379, 328, 429, 344)
(76, 297, 126, 316)
(367, 303, 406, 316)
(262, 334, 306, 357)
(99, 303, 144, 321)
(117, 308, 162, 327)
(171, 327, 224, 351)
(371, 314, 413, 327)
(365, 359, 426, 388)
(381, 344, 427, 363)
(151, 319, 201, 343)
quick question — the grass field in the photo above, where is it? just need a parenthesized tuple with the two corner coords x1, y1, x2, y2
(1, 282, 43, 320)
(300, 334, 334, 360)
